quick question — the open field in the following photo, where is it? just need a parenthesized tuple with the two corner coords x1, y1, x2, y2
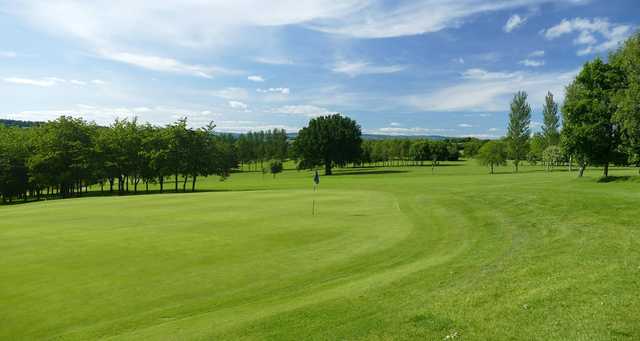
(1, 162, 639, 340)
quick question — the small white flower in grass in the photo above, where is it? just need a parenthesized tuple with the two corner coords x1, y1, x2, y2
(522, 304, 529, 310)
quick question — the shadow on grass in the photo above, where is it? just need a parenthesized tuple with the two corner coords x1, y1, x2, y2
(597, 175, 640, 183)
(330, 169, 409, 176)
(0, 188, 273, 207)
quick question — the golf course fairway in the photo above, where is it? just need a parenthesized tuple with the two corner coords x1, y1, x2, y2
(1, 162, 639, 340)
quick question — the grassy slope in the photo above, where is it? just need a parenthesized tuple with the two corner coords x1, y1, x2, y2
(1, 162, 639, 340)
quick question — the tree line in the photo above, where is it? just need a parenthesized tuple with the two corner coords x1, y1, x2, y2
(235, 129, 289, 171)
(360, 139, 460, 167)
(0, 116, 237, 203)
(477, 31, 639, 176)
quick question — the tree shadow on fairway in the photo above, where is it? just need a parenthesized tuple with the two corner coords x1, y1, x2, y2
(0, 188, 246, 207)
(330, 169, 409, 176)
(597, 175, 640, 183)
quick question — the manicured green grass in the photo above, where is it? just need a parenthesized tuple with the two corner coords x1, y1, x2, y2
(1, 162, 639, 340)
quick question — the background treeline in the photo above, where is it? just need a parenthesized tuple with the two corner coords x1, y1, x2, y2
(475, 31, 640, 175)
(235, 129, 289, 171)
(360, 139, 461, 166)
(0, 116, 237, 203)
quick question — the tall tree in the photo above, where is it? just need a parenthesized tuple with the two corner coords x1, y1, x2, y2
(506, 91, 531, 172)
(562, 58, 624, 177)
(293, 114, 362, 175)
(611, 31, 640, 172)
(542, 91, 561, 147)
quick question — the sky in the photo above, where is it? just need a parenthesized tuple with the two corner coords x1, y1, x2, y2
(0, 0, 638, 138)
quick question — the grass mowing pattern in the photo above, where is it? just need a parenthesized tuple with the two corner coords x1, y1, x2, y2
(1, 162, 639, 340)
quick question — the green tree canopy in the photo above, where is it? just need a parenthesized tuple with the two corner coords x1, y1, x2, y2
(293, 114, 362, 175)
(561, 58, 625, 177)
(611, 31, 640, 171)
(542, 91, 561, 147)
(477, 140, 508, 174)
(506, 91, 531, 172)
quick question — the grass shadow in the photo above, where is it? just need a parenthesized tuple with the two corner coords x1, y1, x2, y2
(597, 175, 640, 183)
(330, 170, 409, 176)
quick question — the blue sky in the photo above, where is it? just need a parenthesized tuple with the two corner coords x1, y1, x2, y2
(0, 0, 637, 137)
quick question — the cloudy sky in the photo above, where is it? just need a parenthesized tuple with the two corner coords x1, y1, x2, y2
(0, 0, 637, 137)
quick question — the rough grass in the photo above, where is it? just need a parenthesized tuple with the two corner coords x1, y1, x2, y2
(1, 162, 639, 340)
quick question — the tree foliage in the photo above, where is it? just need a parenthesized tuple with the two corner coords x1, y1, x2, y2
(0, 116, 237, 203)
(477, 140, 508, 174)
(611, 31, 640, 171)
(542, 91, 561, 147)
(293, 114, 362, 175)
(561, 58, 625, 177)
(506, 91, 531, 172)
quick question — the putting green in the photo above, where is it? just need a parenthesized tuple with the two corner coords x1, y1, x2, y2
(1, 163, 639, 340)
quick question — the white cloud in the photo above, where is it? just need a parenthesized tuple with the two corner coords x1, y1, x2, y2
(519, 59, 545, 67)
(247, 75, 265, 82)
(332, 60, 406, 77)
(408, 68, 579, 112)
(212, 87, 249, 100)
(270, 105, 334, 117)
(462, 68, 516, 80)
(543, 17, 633, 55)
(228, 100, 248, 110)
(97, 50, 237, 78)
(528, 50, 545, 57)
(488, 127, 500, 132)
(504, 14, 526, 33)
(70, 79, 87, 86)
(3, 77, 65, 87)
(0, 51, 17, 58)
(256, 87, 290, 95)
(7, 0, 586, 48)
(254, 57, 294, 65)
(458, 123, 473, 128)
(453, 57, 465, 64)
(367, 126, 451, 136)
(91, 79, 107, 85)
(390, 122, 402, 126)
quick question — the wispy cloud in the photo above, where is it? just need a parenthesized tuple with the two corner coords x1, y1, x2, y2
(228, 100, 249, 110)
(519, 59, 545, 67)
(97, 50, 238, 78)
(543, 17, 633, 55)
(270, 104, 334, 117)
(366, 126, 451, 136)
(528, 50, 545, 57)
(3, 77, 65, 87)
(504, 14, 526, 33)
(257, 87, 290, 95)
(254, 57, 294, 65)
(408, 68, 579, 112)
(247, 75, 265, 82)
(332, 60, 406, 77)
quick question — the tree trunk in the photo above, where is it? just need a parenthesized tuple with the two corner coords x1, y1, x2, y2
(490, 163, 494, 174)
(160, 177, 164, 193)
(603, 163, 609, 177)
(175, 172, 179, 192)
(146, 181, 149, 193)
(324, 162, 332, 175)
(578, 164, 586, 177)
(109, 178, 114, 193)
(182, 176, 188, 192)
(192, 175, 197, 192)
